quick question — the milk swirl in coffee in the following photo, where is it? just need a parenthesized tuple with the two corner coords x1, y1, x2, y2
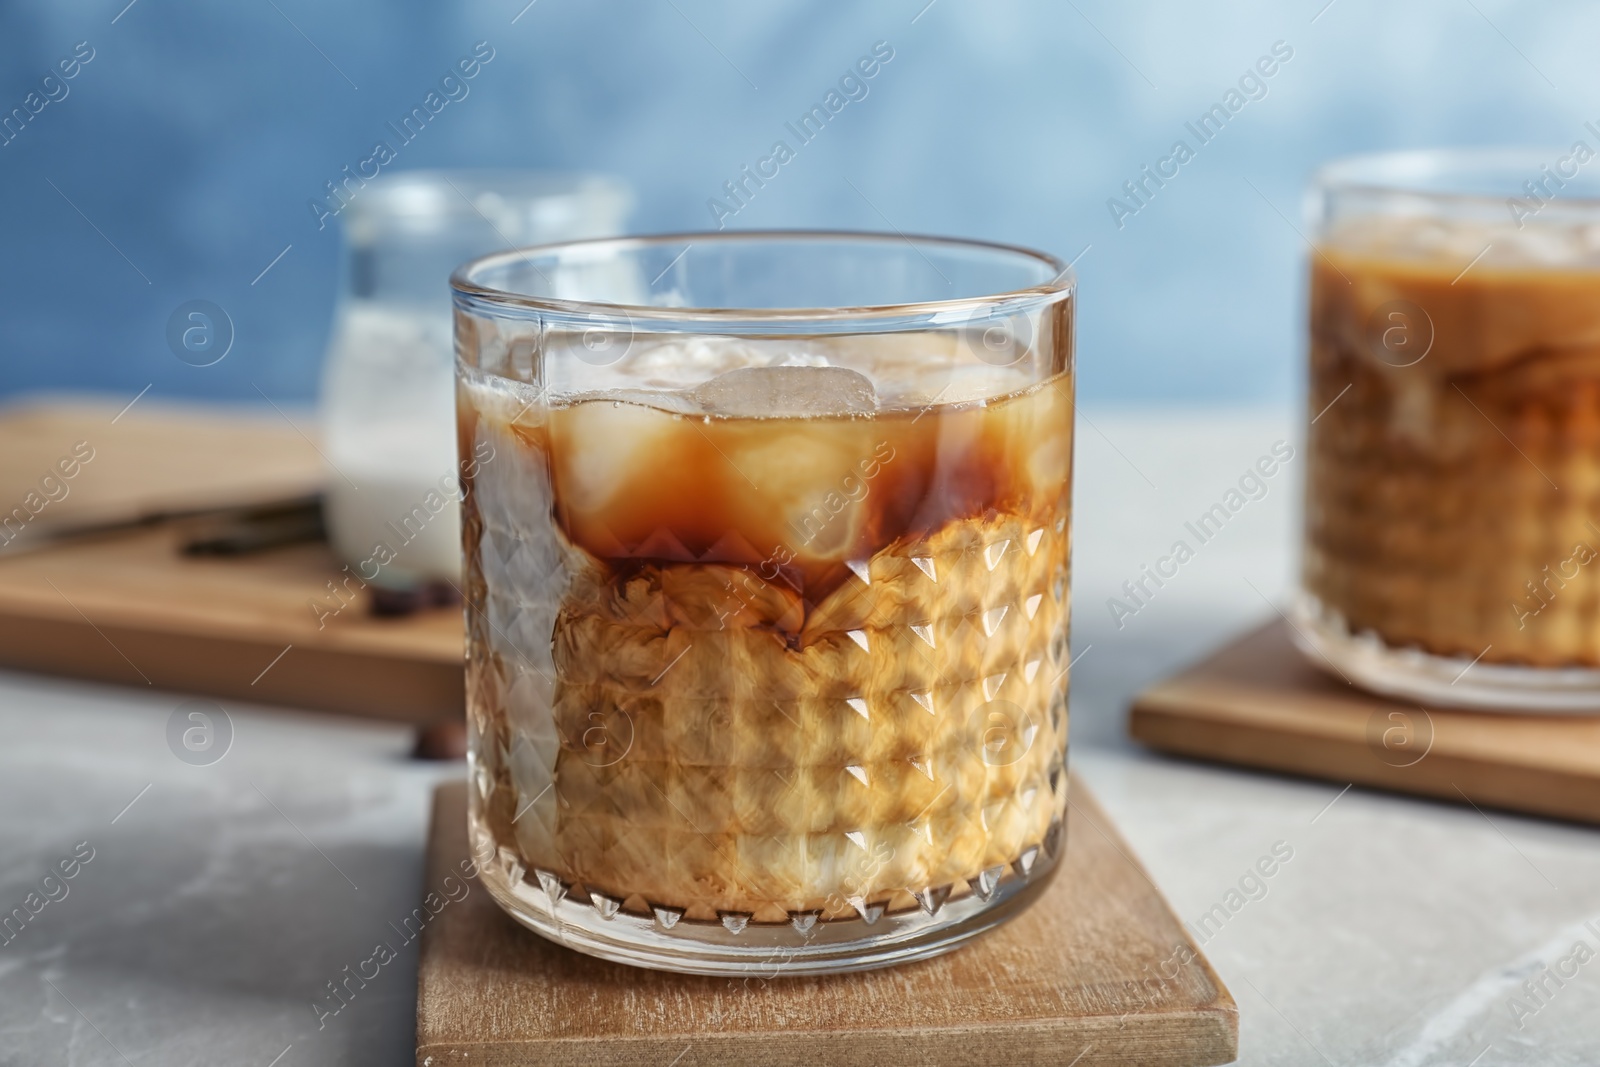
(1305, 215, 1600, 668)
(459, 332, 1073, 926)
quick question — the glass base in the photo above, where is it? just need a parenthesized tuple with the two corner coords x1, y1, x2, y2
(1290, 593, 1600, 713)
(473, 823, 1063, 976)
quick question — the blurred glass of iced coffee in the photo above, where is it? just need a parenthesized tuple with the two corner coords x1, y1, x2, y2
(1297, 149, 1600, 709)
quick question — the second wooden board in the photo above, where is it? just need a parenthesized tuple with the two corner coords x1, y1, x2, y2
(0, 402, 463, 721)
(1130, 620, 1600, 823)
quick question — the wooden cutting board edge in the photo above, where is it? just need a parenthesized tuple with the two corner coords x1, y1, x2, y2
(0, 610, 463, 723)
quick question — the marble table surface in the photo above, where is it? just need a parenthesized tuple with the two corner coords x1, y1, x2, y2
(3, 409, 1599, 1066)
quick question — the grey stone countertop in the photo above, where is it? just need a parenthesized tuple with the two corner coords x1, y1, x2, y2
(2, 409, 1598, 1066)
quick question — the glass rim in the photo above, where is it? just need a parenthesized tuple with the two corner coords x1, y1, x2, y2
(449, 229, 1074, 325)
(1311, 146, 1600, 207)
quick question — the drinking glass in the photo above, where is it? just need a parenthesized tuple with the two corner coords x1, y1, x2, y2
(1296, 149, 1600, 709)
(453, 231, 1075, 973)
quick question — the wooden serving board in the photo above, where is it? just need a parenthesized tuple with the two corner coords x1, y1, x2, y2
(0, 397, 327, 533)
(1130, 620, 1600, 823)
(415, 779, 1238, 1067)
(0, 401, 463, 722)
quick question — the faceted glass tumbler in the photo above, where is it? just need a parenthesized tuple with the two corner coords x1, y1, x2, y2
(452, 231, 1075, 974)
(1295, 149, 1600, 710)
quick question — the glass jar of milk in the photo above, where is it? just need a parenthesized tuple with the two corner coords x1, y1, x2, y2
(319, 171, 632, 587)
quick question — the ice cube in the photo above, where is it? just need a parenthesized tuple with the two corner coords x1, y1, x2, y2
(688, 366, 877, 417)
(548, 398, 684, 516)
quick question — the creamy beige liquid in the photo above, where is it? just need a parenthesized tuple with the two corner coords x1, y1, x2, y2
(459, 345, 1073, 924)
(1306, 218, 1600, 665)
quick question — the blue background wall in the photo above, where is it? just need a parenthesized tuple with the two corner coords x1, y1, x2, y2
(0, 0, 1592, 406)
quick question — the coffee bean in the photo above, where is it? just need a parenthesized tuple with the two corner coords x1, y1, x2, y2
(412, 719, 467, 761)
